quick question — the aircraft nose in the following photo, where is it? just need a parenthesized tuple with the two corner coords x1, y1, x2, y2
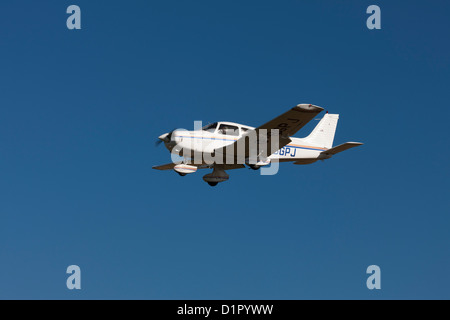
(158, 133, 169, 141)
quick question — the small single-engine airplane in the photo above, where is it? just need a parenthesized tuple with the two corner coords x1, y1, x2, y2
(154, 104, 363, 186)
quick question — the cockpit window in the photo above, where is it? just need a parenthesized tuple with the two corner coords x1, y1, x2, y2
(202, 122, 218, 133)
(218, 124, 239, 136)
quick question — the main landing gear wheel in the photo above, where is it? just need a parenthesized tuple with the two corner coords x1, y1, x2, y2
(207, 182, 218, 187)
(177, 172, 187, 176)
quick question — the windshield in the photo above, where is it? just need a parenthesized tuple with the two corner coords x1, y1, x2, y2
(218, 124, 239, 136)
(202, 122, 217, 133)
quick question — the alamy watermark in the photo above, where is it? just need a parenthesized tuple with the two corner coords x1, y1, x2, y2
(66, 5, 81, 30)
(366, 265, 381, 290)
(367, 5, 381, 30)
(66, 265, 81, 290)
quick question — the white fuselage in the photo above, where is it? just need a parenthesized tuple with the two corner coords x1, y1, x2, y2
(166, 121, 328, 165)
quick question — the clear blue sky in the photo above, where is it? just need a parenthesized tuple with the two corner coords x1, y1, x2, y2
(1, 0, 449, 299)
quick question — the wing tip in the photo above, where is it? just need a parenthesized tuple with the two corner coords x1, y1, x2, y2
(294, 104, 324, 113)
(347, 141, 364, 146)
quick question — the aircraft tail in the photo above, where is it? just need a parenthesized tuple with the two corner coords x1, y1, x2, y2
(303, 113, 339, 149)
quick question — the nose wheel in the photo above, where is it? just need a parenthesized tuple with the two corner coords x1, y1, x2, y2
(203, 167, 229, 187)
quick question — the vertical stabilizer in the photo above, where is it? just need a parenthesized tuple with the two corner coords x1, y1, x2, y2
(304, 113, 339, 148)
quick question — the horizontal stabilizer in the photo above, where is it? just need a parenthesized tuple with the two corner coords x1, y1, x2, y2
(293, 159, 318, 165)
(319, 142, 363, 158)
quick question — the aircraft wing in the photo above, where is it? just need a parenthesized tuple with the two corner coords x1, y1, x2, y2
(256, 104, 324, 139)
(215, 104, 324, 160)
(152, 162, 245, 170)
(152, 163, 177, 170)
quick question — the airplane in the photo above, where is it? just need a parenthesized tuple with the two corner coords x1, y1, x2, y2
(153, 104, 363, 186)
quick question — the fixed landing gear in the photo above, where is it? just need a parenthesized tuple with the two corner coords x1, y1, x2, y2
(249, 164, 261, 170)
(207, 182, 218, 187)
(177, 172, 187, 176)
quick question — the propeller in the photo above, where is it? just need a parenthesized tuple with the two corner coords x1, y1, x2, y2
(155, 129, 176, 147)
